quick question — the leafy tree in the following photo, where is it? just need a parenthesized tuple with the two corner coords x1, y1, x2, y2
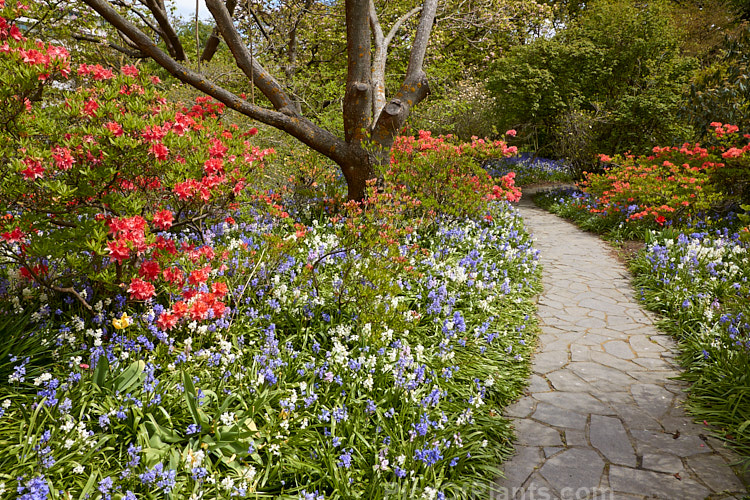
(487, 0, 696, 164)
(78, 0, 441, 201)
(670, 0, 742, 60)
(680, 23, 750, 136)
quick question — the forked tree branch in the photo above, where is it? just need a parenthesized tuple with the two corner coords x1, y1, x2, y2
(371, 0, 437, 152)
(369, 0, 422, 122)
(205, 0, 299, 115)
(200, 0, 237, 62)
(141, 0, 187, 60)
(112, 0, 161, 34)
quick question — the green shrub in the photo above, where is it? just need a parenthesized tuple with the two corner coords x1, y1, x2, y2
(487, 0, 696, 162)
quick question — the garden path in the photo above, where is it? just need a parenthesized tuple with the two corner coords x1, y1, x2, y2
(495, 189, 749, 499)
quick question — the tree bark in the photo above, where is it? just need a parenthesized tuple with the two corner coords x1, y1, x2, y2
(200, 0, 237, 63)
(371, 0, 437, 157)
(206, 0, 300, 115)
(343, 0, 372, 144)
(369, 1, 422, 124)
(141, 0, 187, 61)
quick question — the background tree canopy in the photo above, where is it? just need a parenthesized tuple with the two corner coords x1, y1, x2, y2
(487, 0, 697, 164)
(481, 0, 747, 173)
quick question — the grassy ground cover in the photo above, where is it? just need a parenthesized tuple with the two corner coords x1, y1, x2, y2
(534, 123, 750, 467)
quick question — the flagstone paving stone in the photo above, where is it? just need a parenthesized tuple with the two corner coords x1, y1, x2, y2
(495, 191, 748, 499)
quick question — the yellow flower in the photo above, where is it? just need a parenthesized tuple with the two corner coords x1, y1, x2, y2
(112, 313, 131, 330)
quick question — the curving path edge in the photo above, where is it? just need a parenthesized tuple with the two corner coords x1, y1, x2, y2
(495, 190, 749, 499)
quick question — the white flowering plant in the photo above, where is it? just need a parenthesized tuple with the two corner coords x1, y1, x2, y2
(631, 228, 750, 463)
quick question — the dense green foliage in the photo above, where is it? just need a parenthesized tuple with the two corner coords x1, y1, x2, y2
(487, 0, 696, 169)
(680, 25, 750, 138)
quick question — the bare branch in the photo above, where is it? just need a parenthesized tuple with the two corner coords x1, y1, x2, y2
(404, 0, 438, 80)
(206, 0, 299, 115)
(72, 33, 148, 58)
(112, 0, 161, 35)
(14, 253, 94, 314)
(81, 0, 351, 168)
(51, 285, 95, 314)
(384, 5, 422, 48)
(142, 0, 187, 60)
(201, 0, 237, 62)
(246, 3, 270, 41)
(284, 0, 314, 80)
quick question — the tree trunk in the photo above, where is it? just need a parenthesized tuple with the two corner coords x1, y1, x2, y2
(338, 145, 376, 202)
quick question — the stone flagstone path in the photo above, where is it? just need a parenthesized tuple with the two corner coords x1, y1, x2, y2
(495, 191, 749, 499)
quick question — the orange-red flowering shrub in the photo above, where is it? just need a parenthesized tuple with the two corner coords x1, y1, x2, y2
(0, 2, 273, 315)
(580, 123, 750, 228)
(387, 130, 521, 218)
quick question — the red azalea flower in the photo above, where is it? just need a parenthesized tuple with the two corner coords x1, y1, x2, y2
(211, 282, 228, 297)
(105, 121, 124, 137)
(1, 227, 25, 243)
(128, 278, 155, 301)
(212, 301, 227, 318)
(189, 300, 210, 320)
(156, 311, 178, 331)
(152, 209, 173, 230)
(173, 300, 188, 317)
(209, 138, 228, 158)
(203, 158, 224, 175)
(189, 266, 211, 285)
(173, 180, 194, 200)
(162, 266, 184, 285)
(138, 260, 161, 281)
(21, 163, 44, 180)
(121, 64, 139, 77)
(52, 146, 74, 170)
(199, 246, 215, 260)
(106, 240, 130, 264)
(149, 142, 169, 161)
(83, 99, 98, 117)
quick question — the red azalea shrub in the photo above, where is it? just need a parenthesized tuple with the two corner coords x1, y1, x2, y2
(0, 0, 71, 133)
(580, 123, 750, 227)
(0, 1, 273, 317)
(388, 130, 521, 218)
